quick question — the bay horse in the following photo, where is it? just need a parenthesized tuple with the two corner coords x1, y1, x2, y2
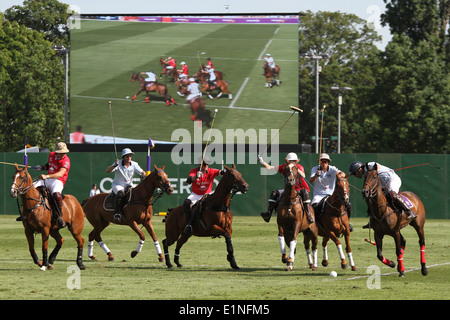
(200, 79, 233, 100)
(318, 171, 356, 270)
(82, 165, 173, 262)
(277, 163, 318, 271)
(162, 164, 248, 270)
(361, 163, 428, 277)
(263, 62, 280, 88)
(159, 58, 178, 82)
(197, 65, 224, 81)
(10, 164, 85, 271)
(130, 73, 176, 106)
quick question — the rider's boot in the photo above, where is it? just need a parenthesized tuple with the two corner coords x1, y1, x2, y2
(261, 190, 279, 223)
(53, 192, 66, 228)
(300, 189, 315, 223)
(391, 191, 417, 220)
(113, 191, 125, 223)
(183, 199, 193, 234)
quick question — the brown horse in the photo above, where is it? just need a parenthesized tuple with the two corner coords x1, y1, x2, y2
(318, 172, 356, 270)
(263, 62, 280, 88)
(82, 165, 173, 262)
(159, 58, 179, 82)
(277, 163, 318, 271)
(10, 164, 85, 271)
(361, 163, 428, 277)
(200, 79, 233, 100)
(162, 164, 248, 270)
(196, 65, 224, 81)
(130, 73, 176, 106)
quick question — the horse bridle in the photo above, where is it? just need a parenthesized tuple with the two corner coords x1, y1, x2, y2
(12, 170, 45, 214)
(324, 177, 350, 214)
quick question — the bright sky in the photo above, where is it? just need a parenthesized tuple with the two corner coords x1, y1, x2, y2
(0, 0, 392, 49)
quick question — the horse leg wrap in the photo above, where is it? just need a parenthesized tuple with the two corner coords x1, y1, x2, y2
(397, 250, 405, 272)
(98, 241, 110, 254)
(88, 241, 94, 257)
(337, 244, 346, 260)
(382, 256, 393, 267)
(420, 245, 426, 264)
(289, 240, 297, 261)
(306, 249, 312, 266)
(154, 240, 162, 255)
(323, 246, 328, 261)
(135, 239, 144, 253)
(278, 236, 286, 254)
(347, 252, 355, 267)
(313, 249, 318, 268)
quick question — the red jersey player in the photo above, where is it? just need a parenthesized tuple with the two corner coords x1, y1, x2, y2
(183, 156, 224, 234)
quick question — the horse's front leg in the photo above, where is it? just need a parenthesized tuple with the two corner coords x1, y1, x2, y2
(40, 229, 50, 271)
(129, 221, 146, 259)
(277, 226, 287, 264)
(394, 232, 405, 277)
(375, 231, 395, 268)
(24, 227, 40, 266)
(343, 230, 356, 271)
(132, 87, 144, 101)
(144, 219, 164, 262)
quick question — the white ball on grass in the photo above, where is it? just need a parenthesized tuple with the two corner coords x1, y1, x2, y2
(330, 271, 337, 277)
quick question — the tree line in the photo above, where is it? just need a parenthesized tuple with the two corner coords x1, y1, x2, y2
(0, 0, 448, 153)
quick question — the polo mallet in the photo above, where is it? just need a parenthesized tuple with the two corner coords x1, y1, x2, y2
(196, 51, 206, 68)
(147, 138, 155, 175)
(318, 105, 326, 162)
(200, 108, 218, 168)
(108, 100, 118, 160)
(259, 106, 303, 157)
(23, 137, 28, 166)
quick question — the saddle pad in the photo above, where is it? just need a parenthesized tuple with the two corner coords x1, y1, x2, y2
(103, 190, 132, 211)
(401, 195, 413, 209)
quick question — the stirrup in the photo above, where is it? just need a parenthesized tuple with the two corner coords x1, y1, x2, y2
(113, 213, 121, 223)
(184, 224, 192, 234)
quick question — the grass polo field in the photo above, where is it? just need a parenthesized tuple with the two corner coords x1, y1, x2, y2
(0, 215, 449, 300)
(70, 20, 299, 144)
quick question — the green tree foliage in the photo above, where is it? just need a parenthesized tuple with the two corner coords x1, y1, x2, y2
(0, 13, 65, 151)
(300, 8, 449, 153)
(299, 11, 382, 153)
(4, 0, 70, 45)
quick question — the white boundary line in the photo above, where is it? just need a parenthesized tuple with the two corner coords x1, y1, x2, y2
(73, 94, 292, 113)
(323, 262, 450, 282)
(228, 77, 249, 108)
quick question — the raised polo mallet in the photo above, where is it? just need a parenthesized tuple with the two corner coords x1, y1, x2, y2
(200, 108, 218, 168)
(259, 106, 303, 157)
(147, 138, 155, 175)
(318, 105, 326, 162)
(108, 100, 118, 160)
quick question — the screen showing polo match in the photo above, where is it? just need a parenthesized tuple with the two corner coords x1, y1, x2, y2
(69, 15, 299, 145)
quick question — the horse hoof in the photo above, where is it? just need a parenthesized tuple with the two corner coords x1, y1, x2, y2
(89, 255, 97, 261)
(176, 263, 183, 268)
(48, 264, 54, 270)
(166, 263, 173, 269)
(158, 257, 165, 263)
(131, 251, 138, 258)
(322, 260, 328, 267)
(351, 266, 357, 271)
(78, 264, 86, 270)
(421, 266, 428, 276)
(107, 254, 115, 262)
(341, 263, 348, 270)
(398, 272, 405, 277)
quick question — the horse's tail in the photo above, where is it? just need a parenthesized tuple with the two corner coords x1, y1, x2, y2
(162, 208, 173, 223)
(81, 198, 88, 208)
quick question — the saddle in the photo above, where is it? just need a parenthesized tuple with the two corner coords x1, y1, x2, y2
(37, 187, 65, 221)
(103, 187, 132, 211)
(384, 190, 413, 213)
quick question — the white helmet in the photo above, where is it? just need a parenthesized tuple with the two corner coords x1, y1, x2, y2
(181, 61, 185, 65)
(286, 152, 298, 161)
(121, 148, 134, 157)
(189, 77, 195, 82)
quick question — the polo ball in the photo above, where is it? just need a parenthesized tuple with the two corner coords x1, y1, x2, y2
(215, 108, 218, 113)
(125, 96, 129, 99)
(330, 271, 337, 277)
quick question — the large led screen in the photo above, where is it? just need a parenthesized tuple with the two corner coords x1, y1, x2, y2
(70, 15, 299, 145)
